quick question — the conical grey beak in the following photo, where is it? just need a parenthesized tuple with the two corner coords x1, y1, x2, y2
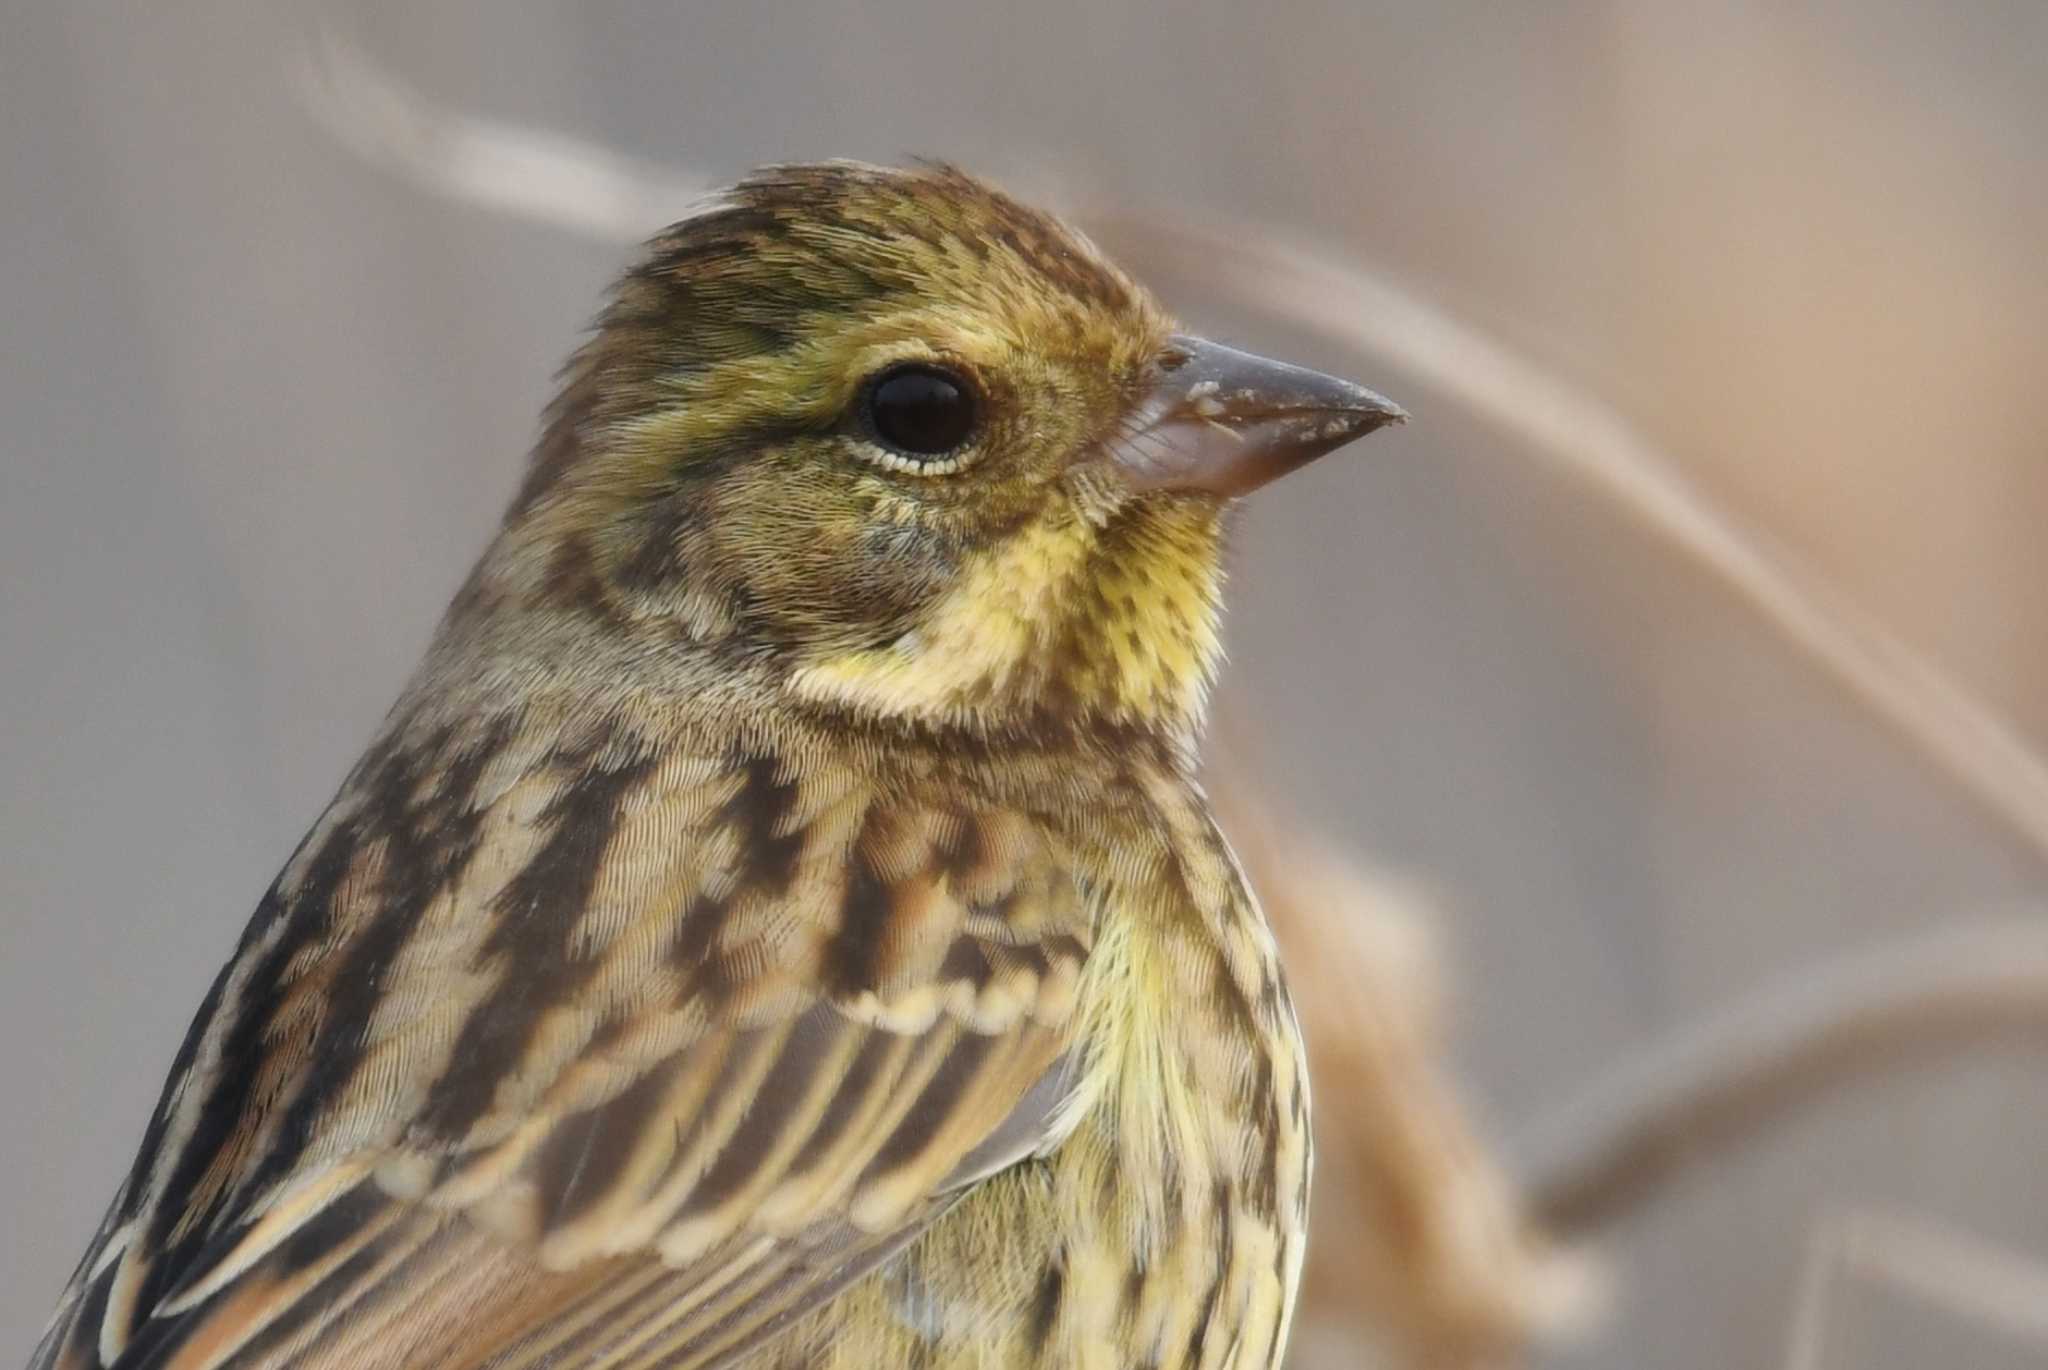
(1107, 334, 1405, 497)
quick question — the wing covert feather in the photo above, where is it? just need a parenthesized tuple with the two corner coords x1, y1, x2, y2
(35, 714, 1093, 1370)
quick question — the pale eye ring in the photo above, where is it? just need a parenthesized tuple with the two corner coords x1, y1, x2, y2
(860, 363, 980, 471)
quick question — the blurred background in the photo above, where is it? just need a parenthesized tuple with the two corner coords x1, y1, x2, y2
(6, 4, 2048, 1367)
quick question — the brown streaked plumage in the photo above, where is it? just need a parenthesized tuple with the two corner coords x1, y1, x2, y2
(29, 162, 1401, 1370)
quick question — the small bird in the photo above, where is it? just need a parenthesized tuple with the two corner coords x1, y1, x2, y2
(30, 162, 1401, 1370)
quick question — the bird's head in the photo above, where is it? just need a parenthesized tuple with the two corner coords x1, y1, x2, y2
(474, 162, 1400, 746)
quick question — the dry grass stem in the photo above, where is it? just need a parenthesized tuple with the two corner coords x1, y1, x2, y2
(1783, 1208, 2048, 1369)
(299, 26, 710, 240)
(293, 25, 2048, 1364)
(1517, 916, 2048, 1234)
(301, 27, 2048, 867)
(1094, 213, 2048, 867)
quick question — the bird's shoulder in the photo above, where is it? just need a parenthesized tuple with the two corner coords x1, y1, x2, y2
(35, 694, 1193, 1370)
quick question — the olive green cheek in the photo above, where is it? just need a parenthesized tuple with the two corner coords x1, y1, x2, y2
(692, 471, 952, 647)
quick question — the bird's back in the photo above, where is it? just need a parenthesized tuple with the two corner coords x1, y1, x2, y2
(30, 695, 1305, 1370)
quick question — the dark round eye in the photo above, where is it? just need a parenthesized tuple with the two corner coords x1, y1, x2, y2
(865, 364, 978, 458)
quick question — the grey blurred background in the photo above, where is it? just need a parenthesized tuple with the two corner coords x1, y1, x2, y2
(6, 4, 2048, 1367)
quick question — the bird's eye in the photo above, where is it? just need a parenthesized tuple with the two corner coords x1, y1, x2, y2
(864, 364, 978, 461)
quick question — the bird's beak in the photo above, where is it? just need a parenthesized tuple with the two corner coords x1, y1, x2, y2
(1107, 334, 1405, 497)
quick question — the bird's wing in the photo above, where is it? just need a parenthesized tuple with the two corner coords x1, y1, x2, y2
(34, 713, 1093, 1370)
